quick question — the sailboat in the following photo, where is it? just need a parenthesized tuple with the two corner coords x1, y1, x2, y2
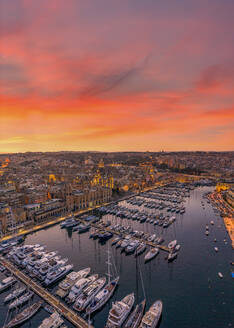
(86, 245, 119, 315)
(123, 299, 146, 328)
(4, 301, 43, 328)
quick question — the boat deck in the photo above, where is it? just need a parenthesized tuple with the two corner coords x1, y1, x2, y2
(0, 257, 93, 328)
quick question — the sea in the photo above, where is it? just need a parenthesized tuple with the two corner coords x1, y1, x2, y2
(0, 186, 233, 328)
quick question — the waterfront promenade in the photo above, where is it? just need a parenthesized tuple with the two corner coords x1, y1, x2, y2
(208, 191, 234, 248)
(0, 183, 167, 244)
(223, 217, 234, 248)
(0, 256, 93, 328)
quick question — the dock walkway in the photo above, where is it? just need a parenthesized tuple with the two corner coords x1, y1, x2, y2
(0, 257, 93, 328)
(78, 218, 171, 252)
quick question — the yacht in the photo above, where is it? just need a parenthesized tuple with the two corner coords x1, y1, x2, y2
(9, 291, 34, 310)
(218, 272, 223, 278)
(86, 277, 119, 314)
(4, 286, 26, 303)
(155, 237, 164, 245)
(44, 264, 73, 286)
(105, 293, 135, 327)
(167, 252, 178, 262)
(56, 268, 90, 298)
(76, 224, 90, 233)
(0, 277, 16, 293)
(144, 248, 159, 262)
(135, 243, 147, 257)
(125, 241, 139, 254)
(38, 311, 64, 328)
(123, 299, 146, 328)
(168, 240, 177, 250)
(112, 237, 121, 246)
(5, 301, 43, 328)
(66, 274, 98, 304)
(60, 217, 77, 228)
(148, 234, 156, 242)
(175, 245, 181, 251)
(139, 300, 163, 328)
(73, 276, 106, 312)
(39, 258, 68, 277)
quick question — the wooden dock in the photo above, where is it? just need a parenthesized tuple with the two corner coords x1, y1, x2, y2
(0, 257, 93, 328)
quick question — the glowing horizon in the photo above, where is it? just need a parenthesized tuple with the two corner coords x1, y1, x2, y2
(0, 0, 234, 152)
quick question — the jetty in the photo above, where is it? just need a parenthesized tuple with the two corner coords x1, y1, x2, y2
(0, 257, 93, 328)
(77, 218, 171, 253)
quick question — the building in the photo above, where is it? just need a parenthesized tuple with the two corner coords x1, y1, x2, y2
(66, 187, 112, 212)
(225, 188, 234, 208)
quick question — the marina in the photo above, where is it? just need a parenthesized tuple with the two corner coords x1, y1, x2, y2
(0, 186, 233, 328)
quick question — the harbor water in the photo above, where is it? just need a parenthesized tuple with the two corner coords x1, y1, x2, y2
(0, 187, 233, 328)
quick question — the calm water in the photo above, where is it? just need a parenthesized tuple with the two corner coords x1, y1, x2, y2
(0, 187, 233, 328)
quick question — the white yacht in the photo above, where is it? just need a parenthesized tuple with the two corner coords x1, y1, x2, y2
(168, 240, 177, 249)
(144, 248, 159, 262)
(60, 217, 77, 228)
(4, 286, 27, 303)
(38, 311, 64, 328)
(66, 274, 98, 304)
(9, 291, 34, 310)
(105, 293, 135, 327)
(73, 276, 106, 312)
(44, 264, 73, 286)
(139, 300, 163, 328)
(56, 268, 90, 298)
(39, 258, 68, 277)
(0, 277, 16, 293)
(34, 255, 61, 272)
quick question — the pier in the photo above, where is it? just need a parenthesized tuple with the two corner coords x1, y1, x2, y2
(77, 218, 171, 253)
(0, 257, 93, 328)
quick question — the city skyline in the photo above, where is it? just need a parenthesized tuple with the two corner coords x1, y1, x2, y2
(1, 0, 234, 152)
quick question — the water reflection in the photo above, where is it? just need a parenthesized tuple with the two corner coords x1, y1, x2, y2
(0, 187, 233, 328)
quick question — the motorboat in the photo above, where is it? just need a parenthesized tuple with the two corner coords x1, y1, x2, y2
(44, 264, 73, 286)
(144, 248, 159, 262)
(125, 241, 140, 255)
(218, 272, 223, 278)
(66, 274, 98, 304)
(76, 224, 90, 233)
(56, 268, 90, 298)
(60, 217, 77, 228)
(139, 300, 163, 328)
(168, 240, 177, 249)
(111, 237, 121, 246)
(135, 243, 147, 257)
(9, 291, 34, 310)
(38, 311, 64, 328)
(4, 286, 27, 303)
(73, 276, 106, 312)
(175, 244, 181, 251)
(168, 252, 178, 262)
(39, 258, 68, 277)
(0, 277, 16, 293)
(105, 293, 135, 327)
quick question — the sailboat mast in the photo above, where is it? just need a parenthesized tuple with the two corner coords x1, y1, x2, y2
(106, 243, 111, 284)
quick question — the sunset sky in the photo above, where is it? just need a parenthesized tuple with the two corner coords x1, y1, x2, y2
(0, 0, 234, 152)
